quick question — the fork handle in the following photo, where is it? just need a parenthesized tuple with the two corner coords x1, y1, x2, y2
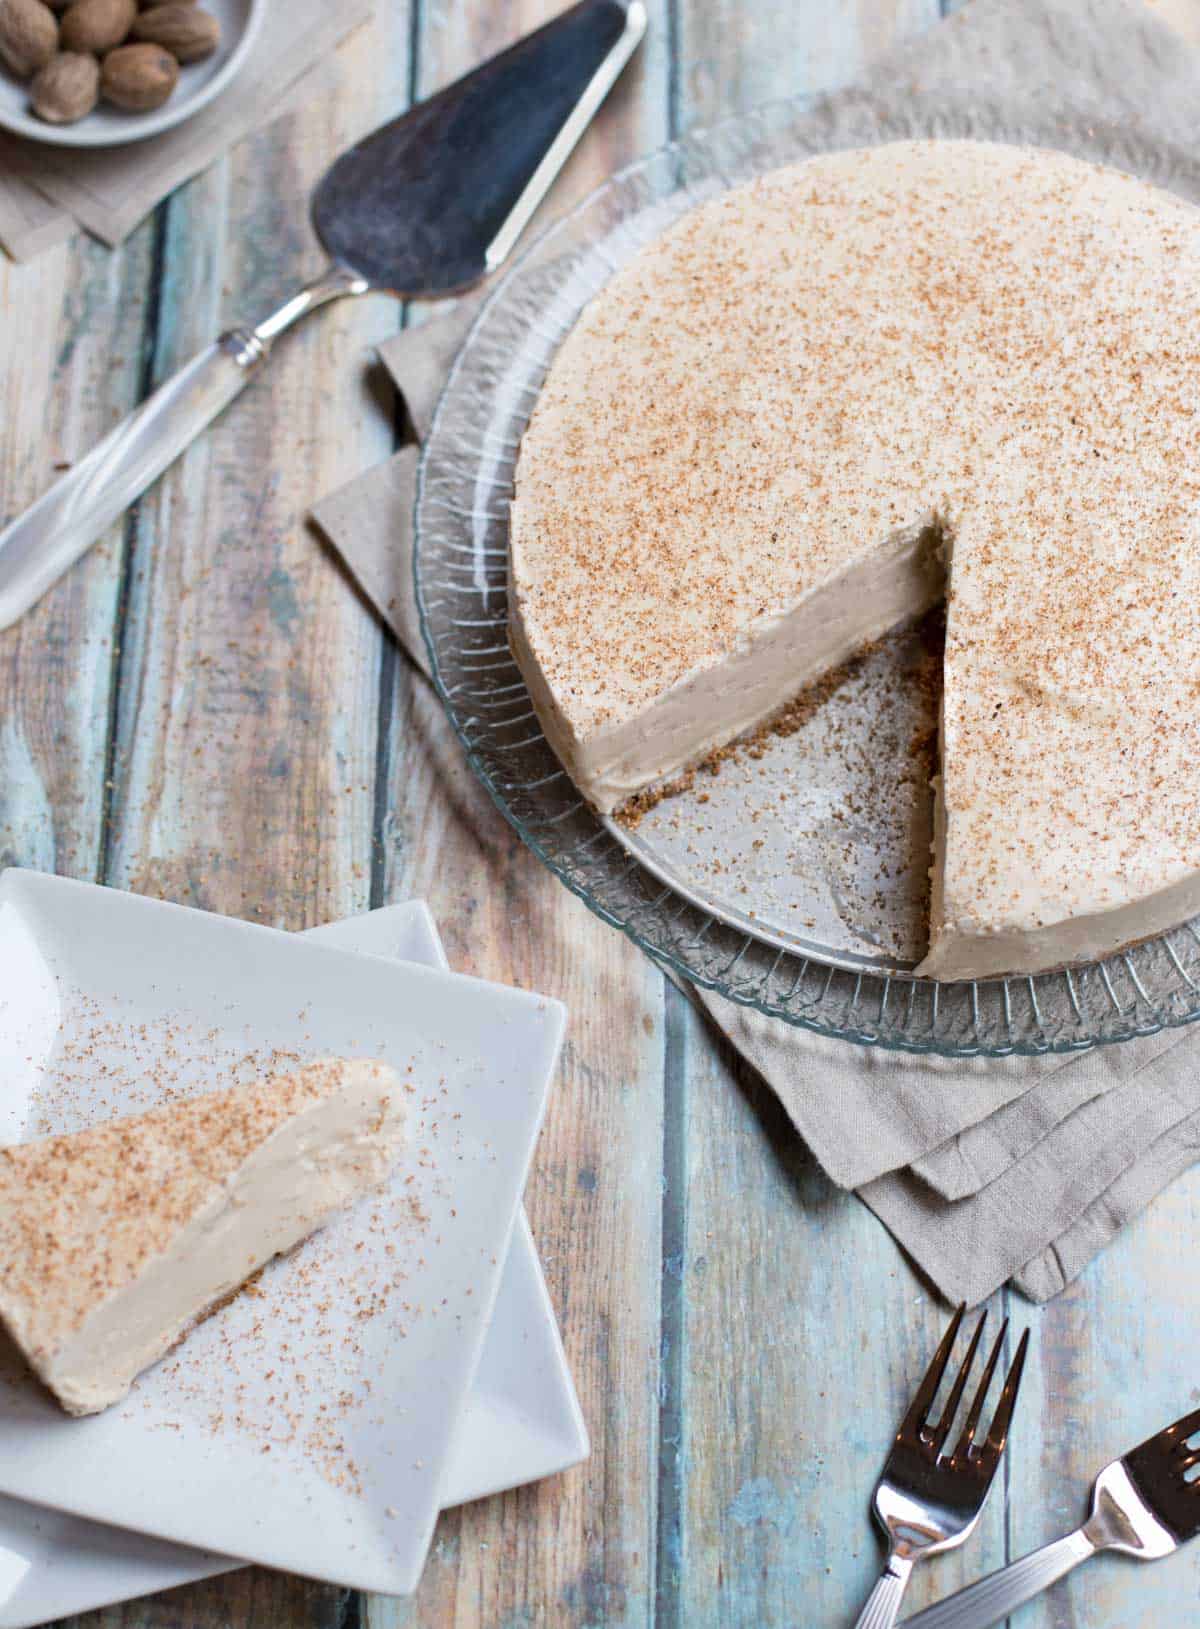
(900, 1528, 1096, 1628)
(854, 1555, 914, 1629)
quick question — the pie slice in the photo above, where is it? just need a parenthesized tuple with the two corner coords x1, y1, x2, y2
(509, 139, 1200, 979)
(0, 1057, 406, 1416)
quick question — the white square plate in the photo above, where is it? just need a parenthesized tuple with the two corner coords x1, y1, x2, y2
(0, 902, 586, 1629)
(0, 874, 565, 1595)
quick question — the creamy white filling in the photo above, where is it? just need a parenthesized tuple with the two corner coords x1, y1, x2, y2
(917, 869, 1200, 980)
(512, 519, 944, 816)
(39, 1075, 406, 1417)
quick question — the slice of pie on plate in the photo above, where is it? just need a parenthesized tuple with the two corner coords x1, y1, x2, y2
(0, 1057, 405, 1416)
(509, 139, 1200, 979)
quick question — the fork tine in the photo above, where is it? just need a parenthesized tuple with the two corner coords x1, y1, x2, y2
(953, 1317, 1008, 1456)
(984, 1328, 1030, 1454)
(931, 1311, 987, 1454)
(1162, 1406, 1200, 1447)
(899, 1303, 965, 1439)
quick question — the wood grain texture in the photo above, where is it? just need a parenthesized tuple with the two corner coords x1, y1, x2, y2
(366, 6, 672, 1625)
(101, 14, 412, 928)
(0, 231, 153, 883)
(50, 11, 413, 1628)
(4, 2, 1200, 1627)
(1006, 1167, 1200, 1629)
(663, 1004, 1009, 1626)
(674, 0, 941, 118)
(660, 7, 969, 1625)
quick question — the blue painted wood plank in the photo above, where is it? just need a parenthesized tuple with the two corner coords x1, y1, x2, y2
(662, 5, 1004, 1627)
(674, 0, 941, 124)
(0, 229, 158, 885)
(49, 9, 415, 1629)
(367, 4, 674, 1627)
(101, 19, 412, 927)
(1006, 1165, 1200, 1629)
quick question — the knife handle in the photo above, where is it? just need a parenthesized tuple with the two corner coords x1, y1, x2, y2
(0, 261, 367, 629)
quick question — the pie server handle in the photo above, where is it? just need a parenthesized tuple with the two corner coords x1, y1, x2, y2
(0, 262, 366, 630)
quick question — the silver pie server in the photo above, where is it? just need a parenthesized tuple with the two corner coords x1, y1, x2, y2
(0, 0, 646, 629)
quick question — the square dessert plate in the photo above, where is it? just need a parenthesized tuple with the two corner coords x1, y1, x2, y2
(0, 902, 586, 1629)
(0, 873, 566, 1596)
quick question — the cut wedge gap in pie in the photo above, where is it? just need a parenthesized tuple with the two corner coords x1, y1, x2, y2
(509, 139, 1200, 981)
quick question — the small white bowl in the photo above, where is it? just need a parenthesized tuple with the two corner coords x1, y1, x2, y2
(0, 0, 266, 149)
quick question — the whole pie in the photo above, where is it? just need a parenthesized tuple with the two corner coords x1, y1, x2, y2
(508, 140, 1200, 981)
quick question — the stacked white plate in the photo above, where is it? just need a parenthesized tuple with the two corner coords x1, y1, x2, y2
(0, 874, 585, 1627)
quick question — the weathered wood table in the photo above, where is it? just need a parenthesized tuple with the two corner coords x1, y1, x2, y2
(3, 1, 1200, 1624)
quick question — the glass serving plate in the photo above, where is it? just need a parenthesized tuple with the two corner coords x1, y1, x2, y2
(414, 98, 1200, 1056)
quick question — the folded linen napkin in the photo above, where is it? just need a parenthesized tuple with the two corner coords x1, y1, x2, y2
(0, 0, 370, 261)
(312, 0, 1200, 1304)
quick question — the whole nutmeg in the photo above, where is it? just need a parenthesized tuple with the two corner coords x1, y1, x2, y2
(0, 0, 58, 79)
(60, 0, 134, 54)
(30, 47, 98, 120)
(132, 3, 217, 63)
(100, 39, 176, 109)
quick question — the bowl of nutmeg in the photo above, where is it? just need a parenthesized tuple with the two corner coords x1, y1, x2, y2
(0, 0, 265, 146)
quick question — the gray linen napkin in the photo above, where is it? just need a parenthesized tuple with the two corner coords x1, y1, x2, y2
(312, 0, 1200, 1302)
(0, 0, 369, 260)
(862, 1033, 1200, 1304)
(1017, 1105, 1200, 1301)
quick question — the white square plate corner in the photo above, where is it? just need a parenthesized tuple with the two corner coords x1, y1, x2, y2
(0, 874, 567, 1598)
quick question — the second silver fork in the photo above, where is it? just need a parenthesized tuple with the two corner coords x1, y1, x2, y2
(853, 1306, 1029, 1629)
(904, 1402, 1200, 1628)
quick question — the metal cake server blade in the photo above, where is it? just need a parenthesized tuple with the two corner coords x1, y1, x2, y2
(0, 0, 645, 629)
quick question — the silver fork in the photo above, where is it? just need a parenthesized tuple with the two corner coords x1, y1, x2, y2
(902, 1405, 1200, 1628)
(853, 1306, 1030, 1629)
